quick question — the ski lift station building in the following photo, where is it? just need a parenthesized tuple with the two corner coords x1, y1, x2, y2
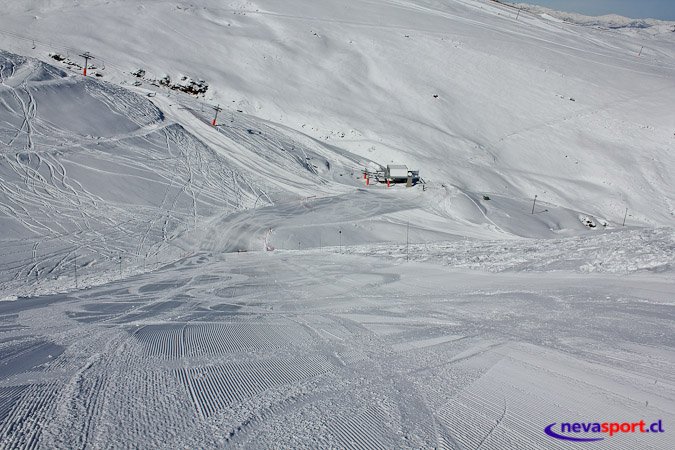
(386, 165, 410, 181)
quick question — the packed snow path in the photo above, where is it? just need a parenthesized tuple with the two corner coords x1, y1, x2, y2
(0, 250, 673, 449)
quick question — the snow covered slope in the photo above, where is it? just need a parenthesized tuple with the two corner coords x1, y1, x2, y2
(0, 51, 250, 292)
(0, 249, 673, 449)
(0, 0, 672, 297)
(0, 49, 385, 296)
(1, 0, 673, 227)
(0, 1, 674, 449)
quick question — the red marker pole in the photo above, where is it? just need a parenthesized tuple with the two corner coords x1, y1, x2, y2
(366, 177, 369, 186)
(387, 179, 391, 188)
(211, 104, 222, 126)
(79, 52, 94, 77)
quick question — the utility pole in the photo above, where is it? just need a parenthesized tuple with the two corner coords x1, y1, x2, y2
(623, 207, 628, 226)
(211, 104, 222, 126)
(74, 255, 78, 289)
(638, 46, 644, 57)
(339, 229, 342, 254)
(79, 52, 94, 76)
(531, 195, 538, 214)
(118, 253, 123, 276)
(516, 8, 521, 20)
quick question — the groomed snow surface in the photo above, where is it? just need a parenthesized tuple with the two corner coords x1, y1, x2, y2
(0, 0, 674, 448)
